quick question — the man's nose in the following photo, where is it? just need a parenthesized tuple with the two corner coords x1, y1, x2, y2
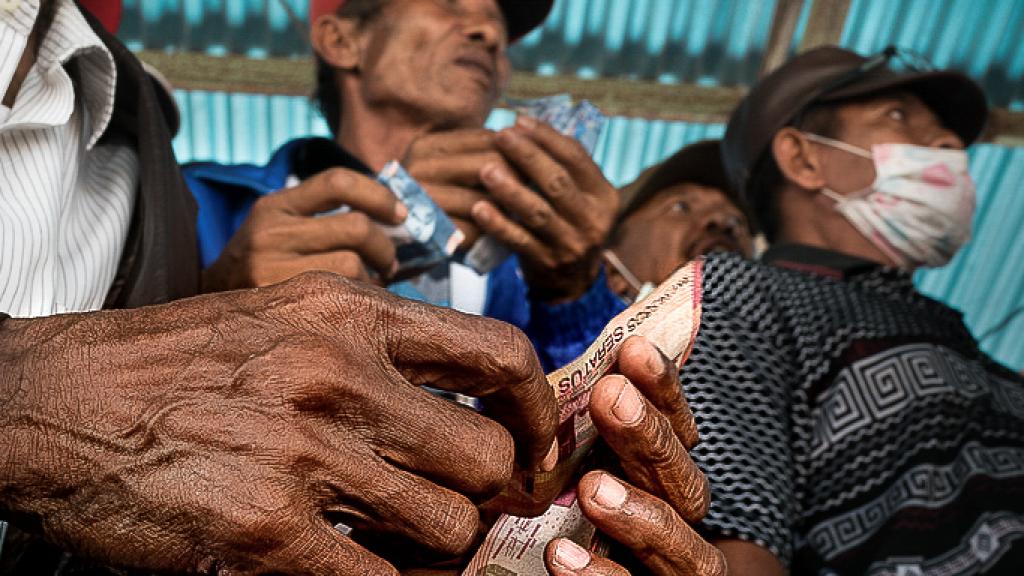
(702, 210, 743, 235)
(464, 14, 505, 51)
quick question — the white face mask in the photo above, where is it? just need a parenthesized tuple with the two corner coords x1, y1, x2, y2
(602, 250, 655, 303)
(804, 132, 976, 269)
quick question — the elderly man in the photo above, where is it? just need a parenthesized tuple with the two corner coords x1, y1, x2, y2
(185, 0, 624, 371)
(675, 46, 1024, 573)
(603, 140, 755, 303)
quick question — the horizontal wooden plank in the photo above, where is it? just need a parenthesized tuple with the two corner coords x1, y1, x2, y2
(135, 50, 1024, 143)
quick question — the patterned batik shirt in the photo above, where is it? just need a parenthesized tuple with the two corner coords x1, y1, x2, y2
(685, 245, 1024, 575)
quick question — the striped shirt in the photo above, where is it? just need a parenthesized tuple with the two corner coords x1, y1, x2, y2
(0, 0, 137, 318)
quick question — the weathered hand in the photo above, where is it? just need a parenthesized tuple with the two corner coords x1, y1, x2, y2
(0, 273, 557, 575)
(203, 168, 406, 292)
(403, 128, 510, 250)
(545, 337, 726, 575)
(472, 116, 619, 302)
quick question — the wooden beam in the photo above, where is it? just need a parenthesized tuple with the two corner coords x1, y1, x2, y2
(135, 50, 746, 123)
(989, 109, 1024, 147)
(760, 0, 807, 77)
(798, 0, 852, 52)
(135, 50, 1024, 143)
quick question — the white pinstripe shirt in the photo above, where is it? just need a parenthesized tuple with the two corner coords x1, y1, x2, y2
(0, 0, 137, 318)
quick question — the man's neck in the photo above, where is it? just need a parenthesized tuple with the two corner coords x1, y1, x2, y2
(336, 107, 436, 173)
(775, 185, 898, 268)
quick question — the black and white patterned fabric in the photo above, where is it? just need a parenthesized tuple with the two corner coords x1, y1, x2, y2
(684, 245, 1024, 575)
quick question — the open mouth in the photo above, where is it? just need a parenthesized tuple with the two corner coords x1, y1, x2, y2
(688, 234, 743, 259)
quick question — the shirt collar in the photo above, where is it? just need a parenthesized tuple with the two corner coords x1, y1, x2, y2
(762, 242, 919, 300)
(0, 0, 117, 149)
(292, 137, 374, 180)
(762, 243, 883, 279)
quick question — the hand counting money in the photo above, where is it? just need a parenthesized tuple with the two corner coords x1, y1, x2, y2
(463, 259, 704, 576)
(459, 94, 608, 275)
(376, 160, 464, 278)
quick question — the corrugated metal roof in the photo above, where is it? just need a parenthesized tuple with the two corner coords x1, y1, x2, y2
(839, 0, 1024, 109)
(122, 0, 1024, 107)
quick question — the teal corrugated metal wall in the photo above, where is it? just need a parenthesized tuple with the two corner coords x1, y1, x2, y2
(153, 0, 1023, 370)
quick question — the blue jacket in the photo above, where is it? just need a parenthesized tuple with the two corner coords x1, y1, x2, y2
(182, 137, 625, 370)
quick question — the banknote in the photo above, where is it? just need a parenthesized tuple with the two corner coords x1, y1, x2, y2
(459, 95, 608, 274)
(462, 259, 704, 575)
(376, 160, 464, 278)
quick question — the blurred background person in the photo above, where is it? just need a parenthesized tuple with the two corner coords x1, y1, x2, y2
(603, 139, 755, 303)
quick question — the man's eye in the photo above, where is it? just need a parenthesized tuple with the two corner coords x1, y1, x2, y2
(671, 201, 691, 214)
(887, 108, 907, 122)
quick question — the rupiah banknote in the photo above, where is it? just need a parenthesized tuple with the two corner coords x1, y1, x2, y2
(463, 259, 704, 575)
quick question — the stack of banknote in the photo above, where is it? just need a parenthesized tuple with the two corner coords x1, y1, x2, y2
(462, 260, 704, 575)
(376, 160, 464, 278)
(459, 94, 608, 275)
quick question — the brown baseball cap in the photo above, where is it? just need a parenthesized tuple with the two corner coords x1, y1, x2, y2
(721, 45, 989, 197)
(618, 140, 752, 228)
(310, 0, 553, 42)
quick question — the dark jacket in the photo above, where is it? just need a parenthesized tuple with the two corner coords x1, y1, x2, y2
(94, 8, 200, 308)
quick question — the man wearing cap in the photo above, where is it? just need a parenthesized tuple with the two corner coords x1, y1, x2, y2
(184, 0, 625, 372)
(602, 139, 755, 303)
(674, 46, 1024, 573)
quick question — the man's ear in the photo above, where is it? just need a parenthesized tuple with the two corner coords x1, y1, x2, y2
(772, 127, 828, 191)
(311, 15, 362, 70)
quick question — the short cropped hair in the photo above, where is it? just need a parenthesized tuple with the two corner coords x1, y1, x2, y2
(313, 0, 390, 135)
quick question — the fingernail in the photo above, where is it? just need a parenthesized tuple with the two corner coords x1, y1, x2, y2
(389, 261, 400, 278)
(516, 114, 538, 130)
(540, 439, 559, 472)
(552, 539, 590, 571)
(611, 379, 644, 425)
(645, 342, 666, 379)
(471, 200, 490, 222)
(593, 474, 628, 509)
(394, 202, 408, 222)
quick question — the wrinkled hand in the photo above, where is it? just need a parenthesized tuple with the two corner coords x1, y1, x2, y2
(404, 120, 619, 303)
(203, 168, 406, 292)
(403, 128, 507, 250)
(545, 337, 726, 575)
(473, 116, 619, 303)
(0, 273, 557, 575)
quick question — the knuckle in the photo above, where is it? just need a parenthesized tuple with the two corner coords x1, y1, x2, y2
(343, 212, 372, 242)
(678, 471, 712, 520)
(470, 425, 515, 494)
(325, 168, 356, 192)
(525, 206, 553, 229)
(336, 255, 366, 280)
(431, 498, 480, 556)
(496, 323, 542, 382)
(544, 170, 573, 200)
(289, 269, 346, 295)
(705, 547, 728, 576)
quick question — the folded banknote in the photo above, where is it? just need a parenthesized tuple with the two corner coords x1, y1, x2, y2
(462, 259, 704, 575)
(376, 160, 464, 278)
